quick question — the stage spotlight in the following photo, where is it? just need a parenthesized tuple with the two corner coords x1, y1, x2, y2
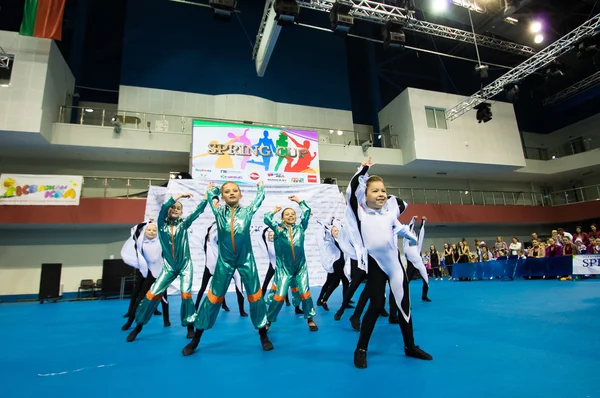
(534, 34, 544, 44)
(274, 0, 300, 26)
(330, 0, 354, 33)
(575, 36, 598, 60)
(503, 82, 520, 103)
(530, 20, 542, 33)
(474, 102, 492, 124)
(382, 21, 406, 50)
(209, 0, 238, 19)
(475, 64, 489, 80)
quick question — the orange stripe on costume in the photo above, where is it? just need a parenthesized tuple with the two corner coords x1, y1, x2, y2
(273, 294, 285, 302)
(291, 287, 299, 293)
(146, 291, 162, 301)
(300, 291, 311, 300)
(207, 290, 224, 304)
(247, 290, 262, 302)
(181, 292, 192, 299)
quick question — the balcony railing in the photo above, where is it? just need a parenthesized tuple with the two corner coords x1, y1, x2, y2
(80, 176, 600, 206)
(57, 106, 398, 149)
(524, 138, 598, 161)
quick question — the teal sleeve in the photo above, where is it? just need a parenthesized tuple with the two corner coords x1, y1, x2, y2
(158, 197, 176, 228)
(299, 200, 311, 230)
(183, 199, 208, 228)
(207, 187, 221, 216)
(264, 211, 280, 232)
(250, 185, 265, 215)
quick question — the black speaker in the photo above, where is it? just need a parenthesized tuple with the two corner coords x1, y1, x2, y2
(39, 263, 62, 302)
(101, 259, 135, 297)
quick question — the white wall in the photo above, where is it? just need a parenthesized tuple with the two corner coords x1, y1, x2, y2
(523, 113, 600, 150)
(0, 31, 48, 133)
(0, 227, 128, 296)
(407, 88, 526, 168)
(0, 31, 74, 139)
(378, 89, 415, 163)
(117, 86, 355, 145)
(40, 41, 75, 141)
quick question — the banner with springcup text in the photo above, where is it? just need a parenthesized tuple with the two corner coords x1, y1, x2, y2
(0, 174, 83, 206)
(191, 120, 320, 185)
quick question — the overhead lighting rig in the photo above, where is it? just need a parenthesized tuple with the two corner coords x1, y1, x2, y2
(445, 13, 600, 122)
(208, 0, 238, 18)
(0, 46, 9, 70)
(274, 0, 300, 26)
(330, 0, 354, 33)
(382, 20, 406, 49)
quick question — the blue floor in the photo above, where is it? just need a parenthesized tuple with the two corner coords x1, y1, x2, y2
(2, 279, 599, 398)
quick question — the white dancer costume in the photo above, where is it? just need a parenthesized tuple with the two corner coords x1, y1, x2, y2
(344, 166, 417, 322)
(316, 221, 339, 274)
(403, 216, 429, 285)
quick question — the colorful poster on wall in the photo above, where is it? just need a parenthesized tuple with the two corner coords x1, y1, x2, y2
(191, 120, 320, 185)
(0, 174, 83, 206)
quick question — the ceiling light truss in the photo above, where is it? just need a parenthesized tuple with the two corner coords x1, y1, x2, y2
(543, 70, 600, 106)
(445, 13, 600, 122)
(252, 0, 277, 60)
(297, 0, 535, 56)
(0, 46, 9, 69)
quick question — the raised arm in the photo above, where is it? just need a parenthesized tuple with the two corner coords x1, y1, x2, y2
(250, 183, 265, 215)
(264, 205, 282, 231)
(183, 198, 208, 229)
(207, 185, 221, 216)
(158, 197, 176, 228)
(408, 215, 417, 234)
(418, 218, 426, 253)
(394, 219, 418, 245)
(347, 164, 370, 219)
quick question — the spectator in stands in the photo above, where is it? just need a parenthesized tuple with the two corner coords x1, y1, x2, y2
(573, 226, 589, 246)
(493, 236, 509, 258)
(545, 238, 561, 257)
(574, 238, 587, 254)
(517, 249, 527, 260)
(528, 240, 545, 258)
(451, 243, 460, 266)
(443, 243, 454, 280)
(430, 245, 441, 280)
(479, 242, 493, 262)
(557, 228, 573, 242)
(589, 224, 599, 239)
(561, 237, 574, 256)
(531, 232, 539, 242)
(589, 237, 599, 254)
(509, 237, 522, 256)
(551, 230, 562, 247)
(457, 241, 470, 264)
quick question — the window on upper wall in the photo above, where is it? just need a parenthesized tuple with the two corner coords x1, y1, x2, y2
(425, 107, 448, 130)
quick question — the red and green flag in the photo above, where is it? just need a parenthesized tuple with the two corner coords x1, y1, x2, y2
(19, 0, 67, 41)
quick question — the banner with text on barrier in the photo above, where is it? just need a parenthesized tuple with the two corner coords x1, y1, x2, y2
(0, 174, 83, 206)
(572, 254, 600, 275)
(191, 120, 320, 185)
(144, 181, 345, 295)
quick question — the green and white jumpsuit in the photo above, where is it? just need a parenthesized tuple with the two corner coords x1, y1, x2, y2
(135, 196, 208, 326)
(264, 201, 316, 322)
(193, 186, 268, 330)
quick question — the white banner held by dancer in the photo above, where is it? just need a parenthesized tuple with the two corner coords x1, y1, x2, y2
(0, 174, 83, 206)
(144, 180, 346, 296)
(572, 254, 600, 275)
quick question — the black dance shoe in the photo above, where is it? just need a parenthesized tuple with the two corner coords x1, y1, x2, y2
(354, 348, 367, 369)
(295, 306, 304, 315)
(126, 324, 143, 342)
(186, 324, 195, 338)
(182, 330, 203, 356)
(121, 320, 133, 331)
(404, 345, 433, 360)
(422, 297, 432, 302)
(349, 316, 361, 331)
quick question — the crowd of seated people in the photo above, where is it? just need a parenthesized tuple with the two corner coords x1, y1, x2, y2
(420, 224, 600, 281)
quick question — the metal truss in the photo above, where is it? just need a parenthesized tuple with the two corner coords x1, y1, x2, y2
(297, 0, 536, 56)
(0, 46, 9, 69)
(252, 0, 276, 60)
(543, 70, 600, 106)
(445, 13, 600, 122)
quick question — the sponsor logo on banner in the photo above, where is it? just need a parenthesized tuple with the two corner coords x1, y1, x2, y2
(291, 177, 305, 183)
(196, 173, 209, 179)
(220, 175, 243, 180)
(0, 174, 83, 206)
(572, 254, 600, 275)
(191, 120, 321, 184)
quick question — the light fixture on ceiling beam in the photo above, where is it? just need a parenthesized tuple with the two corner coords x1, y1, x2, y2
(451, 0, 485, 14)
(208, 0, 238, 19)
(474, 102, 492, 123)
(382, 20, 406, 50)
(274, 0, 300, 26)
(330, 0, 354, 33)
(504, 16, 518, 25)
